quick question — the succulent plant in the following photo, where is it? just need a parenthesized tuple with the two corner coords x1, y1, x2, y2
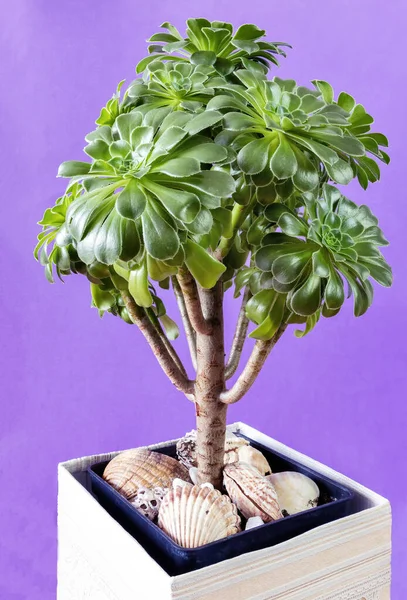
(34, 183, 86, 283)
(56, 107, 236, 295)
(96, 80, 128, 127)
(35, 19, 392, 488)
(137, 19, 289, 76)
(207, 71, 388, 190)
(247, 184, 392, 339)
(125, 62, 216, 113)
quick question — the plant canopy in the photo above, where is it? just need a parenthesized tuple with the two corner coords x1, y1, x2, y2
(35, 19, 392, 486)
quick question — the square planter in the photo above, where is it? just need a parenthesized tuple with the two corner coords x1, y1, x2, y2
(87, 434, 355, 575)
(57, 422, 392, 599)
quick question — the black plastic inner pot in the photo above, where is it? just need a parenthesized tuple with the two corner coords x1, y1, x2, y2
(86, 434, 355, 576)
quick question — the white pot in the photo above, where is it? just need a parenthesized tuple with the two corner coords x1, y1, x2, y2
(57, 422, 391, 599)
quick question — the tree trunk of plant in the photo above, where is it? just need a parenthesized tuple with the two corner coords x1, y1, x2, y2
(195, 282, 227, 489)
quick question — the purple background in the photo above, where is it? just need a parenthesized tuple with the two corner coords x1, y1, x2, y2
(1, 1, 406, 597)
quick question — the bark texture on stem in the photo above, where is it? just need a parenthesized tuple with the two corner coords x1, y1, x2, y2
(195, 282, 227, 489)
(176, 268, 212, 335)
(225, 287, 251, 380)
(121, 291, 194, 396)
(146, 307, 188, 379)
(172, 277, 197, 371)
(220, 324, 287, 405)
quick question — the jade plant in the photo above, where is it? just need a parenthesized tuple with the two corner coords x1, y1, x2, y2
(35, 19, 392, 489)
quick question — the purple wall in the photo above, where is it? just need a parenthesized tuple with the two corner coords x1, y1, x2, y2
(1, 1, 406, 597)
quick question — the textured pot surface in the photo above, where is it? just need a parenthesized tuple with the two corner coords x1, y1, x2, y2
(87, 438, 354, 575)
(57, 423, 391, 600)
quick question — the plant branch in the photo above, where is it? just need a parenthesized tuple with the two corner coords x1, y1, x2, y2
(225, 287, 251, 380)
(172, 277, 197, 371)
(176, 267, 212, 335)
(121, 291, 195, 397)
(220, 324, 287, 405)
(145, 307, 189, 379)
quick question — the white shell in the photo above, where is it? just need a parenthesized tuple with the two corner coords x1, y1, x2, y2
(245, 516, 264, 530)
(131, 486, 167, 521)
(266, 472, 320, 515)
(236, 446, 271, 475)
(189, 467, 198, 485)
(158, 480, 241, 548)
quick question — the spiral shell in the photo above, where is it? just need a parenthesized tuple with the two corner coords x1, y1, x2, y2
(103, 449, 190, 501)
(223, 463, 282, 522)
(176, 430, 249, 469)
(158, 479, 241, 548)
(266, 471, 320, 515)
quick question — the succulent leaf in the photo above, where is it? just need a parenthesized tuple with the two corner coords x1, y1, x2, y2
(211, 71, 388, 190)
(137, 20, 290, 75)
(254, 184, 392, 323)
(36, 19, 392, 338)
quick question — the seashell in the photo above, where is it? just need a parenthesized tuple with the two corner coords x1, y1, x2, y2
(224, 434, 250, 463)
(103, 449, 190, 501)
(266, 472, 320, 515)
(189, 467, 198, 485)
(158, 480, 241, 548)
(245, 516, 264, 530)
(200, 482, 214, 490)
(176, 430, 249, 469)
(235, 445, 271, 475)
(131, 486, 167, 521)
(223, 463, 282, 523)
(175, 430, 197, 469)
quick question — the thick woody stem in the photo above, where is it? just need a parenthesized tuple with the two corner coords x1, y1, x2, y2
(225, 287, 251, 380)
(121, 291, 194, 397)
(195, 282, 227, 489)
(176, 267, 212, 335)
(172, 277, 197, 371)
(220, 324, 287, 405)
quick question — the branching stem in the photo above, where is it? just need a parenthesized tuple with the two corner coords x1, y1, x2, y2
(220, 324, 287, 405)
(121, 291, 194, 397)
(225, 287, 251, 380)
(176, 267, 212, 335)
(172, 277, 197, 371)
(145, 307, 188, 379)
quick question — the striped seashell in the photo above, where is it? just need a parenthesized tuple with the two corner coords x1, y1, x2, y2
(103, 449, 190, 501)
(158, 479, 241, 548)
(176, 430, 249, 469)
(223, 462, 282, 522)
(231, 445, 272, 475)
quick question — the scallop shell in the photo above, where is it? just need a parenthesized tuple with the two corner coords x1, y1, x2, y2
(103, 449, 190, 501)
(234, 445, 271, 475)
(176, 430, 249, 469)
(131, 486, 167, 521)
(266, 472, 320, 515)
(223, 463, 282, 522)
(158, 479, 241, 548)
